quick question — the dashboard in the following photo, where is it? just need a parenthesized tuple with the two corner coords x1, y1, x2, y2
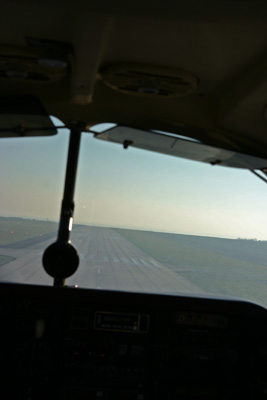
(1, 282, 267, 399)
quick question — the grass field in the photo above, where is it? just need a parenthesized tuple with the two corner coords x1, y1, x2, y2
(0, 255, 16, 266)
(0, 217, 58, 246)
(113, 228, 267, 306)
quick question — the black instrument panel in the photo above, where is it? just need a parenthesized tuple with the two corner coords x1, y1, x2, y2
(1, 283, 267, 399)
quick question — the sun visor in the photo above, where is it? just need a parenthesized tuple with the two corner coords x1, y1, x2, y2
(0, 96, 57, 137)
(92, 125, 267, 170)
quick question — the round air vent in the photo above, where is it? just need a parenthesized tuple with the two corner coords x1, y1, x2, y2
(99, 64, 198, 97)
(0, 41, 71, 83)
(0, 56, 67, 82)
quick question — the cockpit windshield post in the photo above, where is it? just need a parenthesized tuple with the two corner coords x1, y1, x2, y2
(42, 122, 83, 287)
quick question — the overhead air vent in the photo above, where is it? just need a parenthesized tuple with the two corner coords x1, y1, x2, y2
(100, 64, 198, 97)
(0, 40, 72, 83)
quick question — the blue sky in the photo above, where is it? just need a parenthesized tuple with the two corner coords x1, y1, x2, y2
(1, 123, 267, 240)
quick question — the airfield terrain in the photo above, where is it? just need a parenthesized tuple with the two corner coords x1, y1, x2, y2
(0, 219, 203, 295)
(1, 217, 267, 306)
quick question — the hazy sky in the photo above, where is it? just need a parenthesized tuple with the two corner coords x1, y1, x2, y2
(1, 122, 267, 240)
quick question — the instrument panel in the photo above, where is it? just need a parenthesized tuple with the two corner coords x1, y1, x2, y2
(1, 283, 267, 399)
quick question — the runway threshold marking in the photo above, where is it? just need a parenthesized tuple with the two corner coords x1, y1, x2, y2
(149, 259, 161, 268)
(140, 259, 149, 266)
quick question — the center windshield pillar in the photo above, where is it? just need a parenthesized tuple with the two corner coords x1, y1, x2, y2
(42, 122, 83, 287)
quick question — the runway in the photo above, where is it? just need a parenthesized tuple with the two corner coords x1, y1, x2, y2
(0, 226, 204, 295)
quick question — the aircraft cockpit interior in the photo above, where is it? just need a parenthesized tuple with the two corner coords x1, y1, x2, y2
(1, 1, 267, 399)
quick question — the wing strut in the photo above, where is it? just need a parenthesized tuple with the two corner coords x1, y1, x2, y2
(251, 169, 267, 184)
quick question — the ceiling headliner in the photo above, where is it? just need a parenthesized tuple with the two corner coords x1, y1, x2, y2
(1, 0, 267, 158)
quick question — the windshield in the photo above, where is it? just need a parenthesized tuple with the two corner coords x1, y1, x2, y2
(1, 126, 267, 306)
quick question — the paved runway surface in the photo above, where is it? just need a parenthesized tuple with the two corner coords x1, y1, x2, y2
(0, 226, 204, 295)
